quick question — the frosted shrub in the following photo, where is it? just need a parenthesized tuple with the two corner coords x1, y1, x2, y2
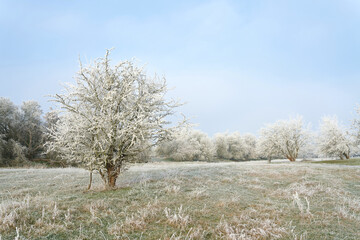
(156, 129, 214, 161)
(214, 132, 257, 160)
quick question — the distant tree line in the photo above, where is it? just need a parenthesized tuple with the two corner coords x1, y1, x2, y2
(157, 114, 360, 162)
(0, 98, 58, 166)
(2, 95, 360, 168)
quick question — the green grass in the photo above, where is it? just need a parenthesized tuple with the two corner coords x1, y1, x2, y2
(311, 158, 360, 165)
(0, 161, 360, 239)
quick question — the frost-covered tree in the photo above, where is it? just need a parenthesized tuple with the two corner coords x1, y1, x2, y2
(0, 98, 47, 165)
(227, 132, 245, 160)
(18, 101, 44, 159)
(352, 105, 360, 148)
(258, 116, 309, 162)
(214, 132, 232, 160)
(0, 98, 20, 164)
(0, 134, 5, 163)
(214, 132, 257, 160)
(318, 116, 353, 159)
(43, 110, 60, 161)
(47, 50, 182, 188)
(0, 98, 19, 140)
(44, 109, 60, 130)
(241, 133, 258, 160)
(156, 129, 214, 161)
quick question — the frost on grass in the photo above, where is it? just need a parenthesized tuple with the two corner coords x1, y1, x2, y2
(85, 200, 111, 225)
(188, 187, 208, 199)
(108, 214, 146, 235)
(108, 200, 160, 236)
(292, 192, 312, 218)
(0, 196, 30, 231)
(0, 196, 67, 237)
(1, 162, 360, 239)
(271, 179, 326, 199)
(164, 205, 191, 229)
(164, 185, 181, 194)
(216, 215, 288, 240)
(335, 195, 360, 221)
(166, 226, 206, 240)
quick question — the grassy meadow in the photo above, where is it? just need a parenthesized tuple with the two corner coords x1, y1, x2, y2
(0, 160, 360, 239)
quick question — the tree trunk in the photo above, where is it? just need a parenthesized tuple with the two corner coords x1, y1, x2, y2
(343, 153, 350, 159)
(104, 164, 121, 189)
(267, 156, 272, 163)
(108, 175, 117, 188)
(287, 156, 296, 162)
(98, 160, 123, 190)
(87, 171, 93, 190)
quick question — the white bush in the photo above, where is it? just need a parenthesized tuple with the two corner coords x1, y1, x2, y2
(156, 129, 214, 161)
(214, 132, 257, 160)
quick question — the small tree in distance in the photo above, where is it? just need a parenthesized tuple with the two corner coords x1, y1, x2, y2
(352, 105, 360, 150)
(156, 128, 214, 161)
(46, 50, 183, 189)
(214, 132, 257, 161)
(258, 116, 309, 162)
(318, 116, 353, 159)
(18, 101, 44, 159)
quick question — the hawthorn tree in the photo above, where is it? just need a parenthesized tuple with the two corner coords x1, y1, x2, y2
(47, 50, 182, 189)
(318, 116, 353, 159)
(258, 116, 309, 162)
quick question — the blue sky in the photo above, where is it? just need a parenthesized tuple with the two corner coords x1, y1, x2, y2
(1, 0, 360, 135)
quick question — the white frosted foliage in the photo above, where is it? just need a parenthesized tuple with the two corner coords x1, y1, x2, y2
(214, 132, 257, 160)
(46, 50, 182, 188)
(258, 116, 309, 162)
(318, 116, 353, 159)
(156, 128, 214, 161)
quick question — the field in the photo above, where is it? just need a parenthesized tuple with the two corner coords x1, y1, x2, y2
(1, 161, 360, 239)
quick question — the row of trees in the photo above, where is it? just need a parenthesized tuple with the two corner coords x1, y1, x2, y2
(3, 98, 352, 166)
(157, 115, 360, 162)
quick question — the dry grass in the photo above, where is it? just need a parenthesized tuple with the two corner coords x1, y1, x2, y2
(0, 161, 359, 239)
